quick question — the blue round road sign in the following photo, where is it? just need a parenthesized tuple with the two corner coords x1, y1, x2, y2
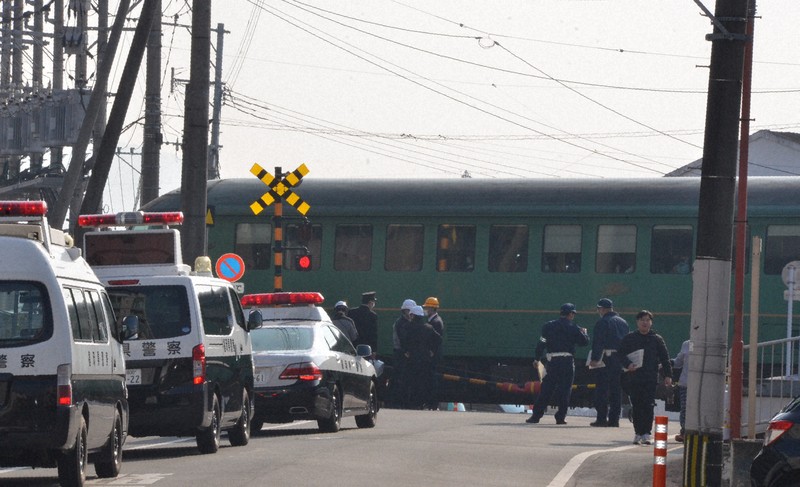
(215, 253, 246, 282)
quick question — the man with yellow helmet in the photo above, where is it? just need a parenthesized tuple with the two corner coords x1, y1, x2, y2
(423, 297, 444, 409)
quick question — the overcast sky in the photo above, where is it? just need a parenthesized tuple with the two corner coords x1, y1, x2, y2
(104, 0, 800, 211)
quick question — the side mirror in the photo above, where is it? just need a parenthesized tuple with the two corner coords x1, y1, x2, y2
(247, 309, 263, 331)
(122, 315, 139, 340)
(356, 344, 372, 358)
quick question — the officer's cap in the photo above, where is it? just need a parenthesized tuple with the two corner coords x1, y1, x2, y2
(596, 298, 614, 309)
(361, 291, 377, 304)
(560, 303, 577, 315)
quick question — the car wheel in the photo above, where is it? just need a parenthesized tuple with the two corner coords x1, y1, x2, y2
(355, 382, 378, 428)
(95, 408, 124, 478)
(317, 385, 342, 433)
(228, 390, 251, 447)
(196, 394, 221, 454)
(57, 416, 87, 487)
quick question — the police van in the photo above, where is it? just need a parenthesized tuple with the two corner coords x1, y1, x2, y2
(0, 201, 128, 487)
(78, 210, 257, 454)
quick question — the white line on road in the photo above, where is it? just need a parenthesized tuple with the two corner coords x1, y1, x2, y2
(546, 444, 640, 487)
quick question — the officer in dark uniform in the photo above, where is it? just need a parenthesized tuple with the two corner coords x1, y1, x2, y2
(348, 291, 378, 356)
(526, 303, 589, 425)
(588, 298, 630, 427)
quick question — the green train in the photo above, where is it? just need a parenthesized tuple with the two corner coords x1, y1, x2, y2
(142, 177, 800, 404)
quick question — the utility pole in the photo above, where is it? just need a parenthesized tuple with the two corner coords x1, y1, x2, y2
(684, 0, 750, 485)
(141, 0, 162, 206)
(51, 0, 64, 169)
(207, 22, 226, 180)
(181, 0, 211, 265)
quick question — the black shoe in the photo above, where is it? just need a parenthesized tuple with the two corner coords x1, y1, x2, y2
(607, 421, 619, 427)
(556, 420, 567, 425)
(590, 420, 608, 427)
(526, 416, 539, 424)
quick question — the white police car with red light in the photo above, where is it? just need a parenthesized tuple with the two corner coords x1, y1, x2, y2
(0, 201, 128, 486)
(78, 210, 260, 454)
(242, 291, 378, 433)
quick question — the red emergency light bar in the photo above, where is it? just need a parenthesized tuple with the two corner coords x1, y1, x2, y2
(241, 292, 325, 307)
(0, 200, 48, 217)
(78, 211, 184, 227)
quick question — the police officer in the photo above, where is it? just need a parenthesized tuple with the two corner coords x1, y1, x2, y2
(588, 298, 630, 427)
(526, 303, 589, 425)
(348, 291, 378, 355)
(331, 301, 358, 343)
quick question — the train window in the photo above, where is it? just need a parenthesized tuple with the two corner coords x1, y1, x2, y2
(436, 225, 476, 272)
(235, 223, 271, 271)
(286, 223, 323, 270)
(335, 224, 373, 271)
(542, 225, 581, 273)
(650, 225, 693, 274)
(596, 225, 637, 274)
(765, 225, 800, 274)
(385, 224, 423, 271)
(489, 225, 528, 272)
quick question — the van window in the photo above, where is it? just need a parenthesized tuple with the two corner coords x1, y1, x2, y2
(198, 285, 234, 336)
(86, 290, 109, 342)
(227, 287, 245, 329)
(0, 281, 51, 345)
(72, 288, 95, 341)
(106, 285, 191, 339)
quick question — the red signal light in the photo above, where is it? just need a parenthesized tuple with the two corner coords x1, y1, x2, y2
(295, 255, 312, 271)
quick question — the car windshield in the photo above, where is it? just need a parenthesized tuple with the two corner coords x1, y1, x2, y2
(107, 285, 190, 339)
(0, 281, 51, 346)
(251, 326, 314, 352)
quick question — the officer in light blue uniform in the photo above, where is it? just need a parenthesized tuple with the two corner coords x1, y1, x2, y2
(526, 303, 589, 425)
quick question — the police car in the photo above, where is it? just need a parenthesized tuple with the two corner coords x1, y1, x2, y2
(0, 201, 128, 486)
(79, 210, 259, 454)
(242, 292, 378, 433)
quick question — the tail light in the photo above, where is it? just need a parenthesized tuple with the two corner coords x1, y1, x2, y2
(57, 364, 72, 406)
(764, 419, 794, 446)
(280, 362, 322, 381)
(192, 344, 206, 385)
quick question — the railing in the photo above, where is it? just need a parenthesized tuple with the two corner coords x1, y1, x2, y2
(738, 336, 800, 438)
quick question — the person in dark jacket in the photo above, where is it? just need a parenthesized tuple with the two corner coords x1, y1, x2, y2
(331, 301, 358, 343)
(588, 298, 630, 427)
(617, 309, 672, 445)
(348, 291, 378, 355)
(423, 296, 444, 410)
(526, 303, 589, 425)
(401, 306, 442, 410)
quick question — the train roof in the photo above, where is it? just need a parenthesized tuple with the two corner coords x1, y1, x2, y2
(142, 177, 800, 218)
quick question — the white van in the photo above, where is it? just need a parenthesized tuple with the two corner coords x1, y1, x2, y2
(0, 201, 128, 487)
(79, 211, 257, 454)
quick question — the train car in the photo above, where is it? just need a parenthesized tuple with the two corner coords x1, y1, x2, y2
(141, 177, 800, 404)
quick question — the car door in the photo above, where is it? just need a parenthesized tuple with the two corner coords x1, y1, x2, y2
(322, 325, 366, 410)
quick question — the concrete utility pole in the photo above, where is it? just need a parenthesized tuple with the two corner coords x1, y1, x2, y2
(208, 22, 226, 180)
(180, 0, 211, 265)
(141, 0, 162, 206)
(685, 0, 750, 485)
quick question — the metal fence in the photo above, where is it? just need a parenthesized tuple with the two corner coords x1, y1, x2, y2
(738, 336, 800, 438)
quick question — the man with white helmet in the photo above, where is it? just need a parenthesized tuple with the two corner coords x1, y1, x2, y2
(331, 301, 358, 343)
(388, 298, 416, 408)
(402, 305, 442, 410)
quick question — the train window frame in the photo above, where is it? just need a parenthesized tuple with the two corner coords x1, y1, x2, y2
(596, 224, 637, 274)
(542, 225, 581, 273)
(650, 225, 693, 274)
(385, 224, 424, 272)
(436, 224, 476, 272)
(334, 224, 373, 271)
(285, 223, 323, 271)
(764, 225, 800, 275)
(234, 222, 272, 271)
(488, 225, 529, 272)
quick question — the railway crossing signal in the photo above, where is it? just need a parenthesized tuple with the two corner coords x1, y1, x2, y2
(295, 255, 312, 271)
(249, 163, 310, 216)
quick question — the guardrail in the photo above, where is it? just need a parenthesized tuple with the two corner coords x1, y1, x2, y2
(738, 336, 800, 438)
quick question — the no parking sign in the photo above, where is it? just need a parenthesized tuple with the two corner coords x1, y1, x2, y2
(215, 253, 246, 282)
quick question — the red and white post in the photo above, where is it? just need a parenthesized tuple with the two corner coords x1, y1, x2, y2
(653, 415, 668, 487)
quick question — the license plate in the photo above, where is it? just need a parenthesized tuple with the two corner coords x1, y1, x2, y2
(126, 368, 142, 385)
(254, 368, 271, 387)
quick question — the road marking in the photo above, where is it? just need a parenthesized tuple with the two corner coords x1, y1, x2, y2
(546, 444, 641, 487)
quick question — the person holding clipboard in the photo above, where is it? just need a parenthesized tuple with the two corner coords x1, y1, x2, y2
(618, 310, 673, 445)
